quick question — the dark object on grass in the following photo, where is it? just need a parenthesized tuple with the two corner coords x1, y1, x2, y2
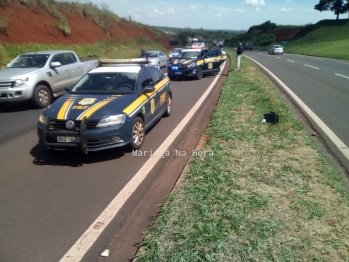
(261, 112, 279, 124)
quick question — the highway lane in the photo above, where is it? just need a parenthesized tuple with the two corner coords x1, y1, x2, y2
(0, 65, 228, 262)
(244, 51, 349, 163)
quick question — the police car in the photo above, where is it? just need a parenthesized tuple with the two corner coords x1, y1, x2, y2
(167, 48, 227, 80)
(37, 58, 172, 154)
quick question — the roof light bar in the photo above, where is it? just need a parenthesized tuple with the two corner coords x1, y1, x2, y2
(98, 58, 149, 65)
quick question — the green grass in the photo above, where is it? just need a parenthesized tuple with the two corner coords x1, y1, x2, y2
(134, 50, 349, 261)
(256, 19, 349, 60)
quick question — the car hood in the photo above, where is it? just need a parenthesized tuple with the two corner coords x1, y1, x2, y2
(0, 67, 41, 80)
(44, 93, 138, 120)
(171, 58, 196, 65)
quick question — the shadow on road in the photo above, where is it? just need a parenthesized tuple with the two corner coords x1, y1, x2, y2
(30, 143, 126, 167)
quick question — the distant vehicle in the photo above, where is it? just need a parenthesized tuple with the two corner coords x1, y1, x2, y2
(37, 58, 172, 153)
(244, 43, 254, 51)
(167, 48, 227, 80)
(192, 42, 205, 49)
(0, 50, 99, 108)
(169, 48, 184, 59)
(269, 45, 284, 55)
(145, 51, 167, 69)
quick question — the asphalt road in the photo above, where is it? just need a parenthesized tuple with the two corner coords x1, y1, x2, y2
(243, 50, 349, 170)
(0, 65, 228, 262)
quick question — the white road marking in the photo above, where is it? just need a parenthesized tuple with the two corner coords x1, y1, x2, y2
(335, 73, 349, 80)
(304, 64, 319, 69)
(59, 63, 226, 262)
(246, 56, 349, 162)
(336, 61, 349, 65)
(287, 59, 295, 62)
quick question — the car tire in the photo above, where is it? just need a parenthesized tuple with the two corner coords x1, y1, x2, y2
(163, 94, 172, 117)
(32, 84, 51, 108)
(195, 67, 203, 80)
(129, 117, 145, 150)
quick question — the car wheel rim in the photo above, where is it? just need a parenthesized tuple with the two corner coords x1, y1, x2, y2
(167, 97, 172, 114)
(133, 121, 144, 145)
(38, 89, 48, 104)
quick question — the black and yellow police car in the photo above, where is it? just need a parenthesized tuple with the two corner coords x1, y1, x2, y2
(167, 48, 227, 80)
(37, 58, 172, 154)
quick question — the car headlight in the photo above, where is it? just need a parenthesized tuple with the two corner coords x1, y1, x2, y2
(38, 113, 46, 124)
(97, 114, 125, 127)
(187, 62, 196, 68)
(14, 77, 29, 87)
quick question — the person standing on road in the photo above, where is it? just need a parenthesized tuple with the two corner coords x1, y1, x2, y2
(235, 41, 243, 69)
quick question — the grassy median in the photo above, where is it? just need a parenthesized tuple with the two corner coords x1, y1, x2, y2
(135, 50, 349, 261)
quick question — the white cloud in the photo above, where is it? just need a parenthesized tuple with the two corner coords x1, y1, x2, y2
(280, 8, 292, 13)
(189, 5, 196, 10)
(214, 14, 222, 18)
(255, 7, 262, 12)
(236, 9, 244, 13)
(244, 0, 265, 6)
(167, 8, 176, 14)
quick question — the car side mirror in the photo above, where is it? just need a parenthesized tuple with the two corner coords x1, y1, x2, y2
(50, 62, 61, 68)
(142, 86, 155, 93)
(65, 86, 73, 92)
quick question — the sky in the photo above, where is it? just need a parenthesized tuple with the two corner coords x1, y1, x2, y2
(85, 0, 349, 31)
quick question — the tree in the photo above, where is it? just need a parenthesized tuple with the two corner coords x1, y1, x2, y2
(314, 0, 349, 20)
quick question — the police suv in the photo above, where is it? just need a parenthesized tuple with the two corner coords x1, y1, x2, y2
(167, 48, 227, 80)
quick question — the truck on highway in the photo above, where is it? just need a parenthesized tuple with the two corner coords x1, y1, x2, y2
(0, 50, 99, 108)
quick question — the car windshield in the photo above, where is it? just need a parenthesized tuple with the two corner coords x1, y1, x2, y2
(172, 48, 182, 53)
(146, 52, 159, 58)
(274, 45, 282, 48)
(7, 54, 49, 68)
(71, 72, 137, 94)
(176, 51, 201, 59)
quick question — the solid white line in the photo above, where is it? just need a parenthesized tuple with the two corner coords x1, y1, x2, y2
(304, 64, 319, 69)
(336, 61, 349, 65)
(59, 62, 226, 262)
(246, 56, 349, 161)
(335, 73, 349, 80)
(287, 59, 295, 62)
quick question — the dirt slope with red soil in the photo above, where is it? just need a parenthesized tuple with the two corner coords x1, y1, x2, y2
(0, 2, 172, 49)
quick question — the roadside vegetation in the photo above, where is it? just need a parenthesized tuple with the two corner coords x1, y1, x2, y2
(0, 38, 169, 68)
(134, 50, 349, 261)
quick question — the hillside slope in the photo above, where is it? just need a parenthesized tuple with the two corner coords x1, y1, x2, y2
(0, 2, 172, 49)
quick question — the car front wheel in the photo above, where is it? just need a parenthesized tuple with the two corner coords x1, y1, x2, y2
(163, 94, 172, 117)
(195, 67, 203, 80)
(32, 84, 51, 108)
(129, 117, 145, 150)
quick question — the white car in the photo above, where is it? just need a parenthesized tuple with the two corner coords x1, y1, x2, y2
(169, 48, 184, 59)
(145, 51, 167, 69)
(269, 45, 284, 55)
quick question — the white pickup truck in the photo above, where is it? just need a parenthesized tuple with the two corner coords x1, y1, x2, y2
(0, 50, 99, 108)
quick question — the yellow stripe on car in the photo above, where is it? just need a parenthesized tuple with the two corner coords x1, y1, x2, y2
(57, 96, 77, 120)
(123, 78, 169, 116)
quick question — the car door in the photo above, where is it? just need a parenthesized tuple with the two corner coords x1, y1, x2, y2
(49, 54, 71, 93)
(146, 66, 167, 119)
(202, 49, 220, 73)
(62, 52, 83, 86)
(139, 68, 158, 126)
(159, 51, 167, 68)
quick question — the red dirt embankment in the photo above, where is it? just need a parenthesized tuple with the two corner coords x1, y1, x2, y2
(0, 2, 171, 49)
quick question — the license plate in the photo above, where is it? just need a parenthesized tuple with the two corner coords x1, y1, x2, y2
(175, 72, 182, 75)
(57, 136, 80, 142)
